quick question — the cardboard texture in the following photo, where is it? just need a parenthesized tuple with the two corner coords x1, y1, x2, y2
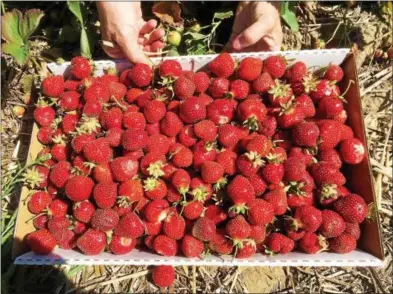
(13, 49, 384, 266)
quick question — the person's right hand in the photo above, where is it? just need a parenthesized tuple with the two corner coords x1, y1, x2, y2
(97, 1, 165, 64)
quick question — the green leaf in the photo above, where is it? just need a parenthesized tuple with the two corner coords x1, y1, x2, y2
(280, 1, 299, 32)
(213, 11, 234, 21)
(67, 1, 83, 24)
(19, 9, 44, 42)
(2, 42, 29, 65)
(184, 31, 206, 40)
(80, 28, 92, 58)
(66, 265, 85, 277)
(1, 9, 23, 44)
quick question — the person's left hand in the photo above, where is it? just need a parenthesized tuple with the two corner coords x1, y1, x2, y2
(226, 1, 283, 52)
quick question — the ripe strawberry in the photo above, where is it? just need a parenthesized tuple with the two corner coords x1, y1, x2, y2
(193, 120, 217, 141)
(83, 138, 113, 164)
(179, 96, 206, 124)
(109, 235, 136, 255)
(34, 105, 55, 127)
(329, 234, 357, 253)
(277, 101, 305, 129)
(263, 55, 286, 78)
(292, 122, 320, 147)
(100, 107, 123, 130)
(200, 161, 224, 184)
(265, 233, 295, 254)
(152, 265, 176, 288)
(114, 212, 144, 238)
(144, 178, 167, 200)
(99, 68, 119, 83)
(286, 228, 306, 241)
(64, 79, 81, 91)
(324, 63, 344, 82)
(62, 113, 79, 134)
(319, 210, 346, 238)
(128, 63, 152, 87)
(153, 234, 178, 256)
(189, 177, 213, 202)
(334, 194, 367, 224)
(227, 175, 255, 211)
(317, 149, 342, 169)
(121, 129, 148, 151)
(216, 150, 237, 176)
(235, 240, 257, 258)
(28, 191, 51, 214)
(159, 60, 182, 78)
(247, 173, 267, 196)
(209, 52, 235, 78)
(258, 115, 277, 137)
(227, 79, 250, 100)
(118, 179, 144, 203)
(268, 79, 293, 106)
(207, 98, 237, 125)
(84, 83, 110, 103)
(163, 214, 186, 240)
(144, 100, 166, 123)
(339, 124, 354, 141)
(182, 201, 204, 220)
(146, 122, 160, 135)
(299, 232, 328, 254)
(108, 82, 127, 101)
(287, 191, 315, 209)
(310, 79, 339, 101)
(181, 234, 204, 258)
(261, 163, 284, 184)
(178, 125, 197, 147)
(263, 188, 287, 215)
(245, 134, 272, 157)
(27, 229, 57, 254)
(252, 72, 274, 94)
(105, 127, 123, 147)
(166, 184, 181, 203)
(217, 124, 240, 148)
(204, 205, 226, 225)
(296, 94, 316, 118)
(238, 57, 263, 81)
(37, 127, 54, 145)
(288, 206, 322, 233)
(285, 61, 307, 83)
(236, 152, 263, 177)
(193, 71, 210, 93)
(192, 217, 216, 242)
(70, 56, 92, 79)
(91, 208, 119, 231)
(77, 229, 107, 255)
(311, 161, 346, 186)
(71, 133, 94, 153)
(210, 77, 230, 98)
(237, 98, 267, 131)
(160, 112, 183, 137)
(171, 169, 190, 195)
(49, 161, 71, 188)
(247, 199, 274, 225)
(344, 222, 361, 240)
(33, 214, 49, 229)
(73, 200, 95, 223)
(174, 77, 196, 100)
(273, 130, 293, 151)
(47, 199, 69, 217)
(171, 145, 193, 168)
(65, 175, 94, 202)
(42, 75, 64, 97)
(317, 120, 342, 150)
(125, 88, 144, 103)
(93, 163, 114, 184)
(319, 97, 344, 118)
(123, 111, 146, 131)
(333, 109, 348, 124)
(51, 142, 69, 162)
(249, 225, 266, 243)
(209, 229, 233, 255)
(109, 156, 139, 182)
(145, 221, 163, 236)
(144, 199, 169, 223)
(340, 138, 365, 164)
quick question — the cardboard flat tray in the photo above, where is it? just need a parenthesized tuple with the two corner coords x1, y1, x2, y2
(13, 49, 385, 266)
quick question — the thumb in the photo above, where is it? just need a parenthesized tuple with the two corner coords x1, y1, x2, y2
(231, 21, 269, 51)
(117, 36, 150, 64)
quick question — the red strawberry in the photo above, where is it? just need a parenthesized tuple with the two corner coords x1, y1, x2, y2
(287, 191, 315, 209)
(27, 229, 57, 254)
(207, 98, 236, 125)
(263, 188, 287, 215)
(247, 173, 268, 196)
(263, 55, 286, 78)
(204, 205, 227, 225)
(285, 61, 307, 83)
(193, 120, 217, 141)
(152, 265, 176, 288)
(77, 229, 107, 255)
(174, 77, 196, 100)
(128, 63, 152, 87)
(339, 124, 354, 141)
(109, 156, 139, 182)
(123, 111, 146, 130)
(84, 83, 110, 103)
(316, 120, 342, 150)
(145, 221, 163, 236)
(37, 127, 54, 145)
(292, 122, 320, 147)
(146, 121, 161, 135)
(273, 130, 293, 150)
(34, 105, 56, 127)
(105, 127, 123, 147)
(324, 63, 344, 82)
(114, 212, 144, 238)
(290, 206, 322, 232)
(238, 57, 263, 81)
(62, 113, 79, 134)
(92, 183, 117, 209)
(189, 177, 213, 202)
(65, 175, 94, 202)
(140, 152, 166, 177)
(144, 199, 169, 223)
(311, 161, 346, 186)
(49, 161, 71, 188)
(227, 79, 250, 100)
(99, 68, 119, 84)
(108, 82, 127, 101)
(71, 133, 95, 153)
(33, 214, 49, 230)
(42, 75, 64, 97)
(216, 150, 237, 175)
(171, 169, 191, 195)
(84, 138, 113, 164)
(299, 232, 328, 254)
(261, 163, 284, 184)
(227, 175, 255, 211)
(200, 161, 224, 184)
(277, 101, 305, 129)
(268, 79, 293, 106)
(319, 210, 346, 238)
(109, 235, 136, 255)
(159, 60, 182, 78)
(333, 109, 348, 123)
(171, 145, 193, 168)
(217, 124, 240, 148)
(209, 229, 233, 255)
(100, 107, 123, 130)
(64, 79, 80, 91)
(179, 96, 206, 124)
(296, 94, 316, 118)
(47, 199, 68, 217)
(236, 240, 257, 258)
(237, 98, 267, 131)
(265, 232, 295, 254)
(209, 52, 235, 78)
(247, 199, 274, 225)
(192, 217, 216, 242)
(334, 194, 367, 224)
(73, 200, 95, 223)
(252, 72, 274, 94)
(182, 201, 204, 220)
(245, 134, 272, 157)
(319, 97, 344, 118)
(181, 234, 204, 258)
(258, 115, 277, 137)
(144, 100, 167, 123)
(329, 234, 357, 253)
(344, 222, 361, 240)
(70, 56, 92, 79)
(121, 129, 148, 151)
(167, 184, 181, 203)
(318, 149, 342, 169)
(153, 234, 178, 256)
(144, 178, 167, 200)
(193, 72, 210, 93)
(249, 225, 266, 243)
(91, 208, 119, 231)
(210, 77, 230, 98)
(179, 125, 198, 147)
(28, 191, 51, 214)
(118, 179, 144, 203)
(125, 88, 144, 103)
(198, 92, 214, 105)
(160, 112, 183, 137)
(163, 214, 186, 240)
(340, 138, 365, 164)
(310, 79, 339, 101)
(146, 134, 170, 155)
(93, 163, 114, 184)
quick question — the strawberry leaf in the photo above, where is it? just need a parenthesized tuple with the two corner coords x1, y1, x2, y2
(19, 9, 44, 42)
(280, 1, 299, 33)
(1, 9, 23, 45)
(2, 42, 29, 65)
(213, 11, 233, 21)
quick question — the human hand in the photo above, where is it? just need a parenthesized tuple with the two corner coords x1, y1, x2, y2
(97, 1, 165, 64)
(226, 1, 283, 52)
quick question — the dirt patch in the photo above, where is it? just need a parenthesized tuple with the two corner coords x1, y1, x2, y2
(241, 267, 286, 293)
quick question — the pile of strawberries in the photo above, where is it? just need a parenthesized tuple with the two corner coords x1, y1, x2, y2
(25, 52, 369, 259)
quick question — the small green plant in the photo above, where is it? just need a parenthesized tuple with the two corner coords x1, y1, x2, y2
(280, 1, 299, 32)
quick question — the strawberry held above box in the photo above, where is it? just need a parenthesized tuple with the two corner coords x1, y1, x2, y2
(13, 49, 384, 266)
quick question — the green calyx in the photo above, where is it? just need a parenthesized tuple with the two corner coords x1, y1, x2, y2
(285, 181, 306, 196)
(245, 151, 265, 168)
(143, 177, 158, 191)
(23, 167, 44, 189)
(320, 184, 338, 200)
(147, 161, 165, 178)
(228, 204, 249, 215)
(189, 187, 208, 202)
(268, 79, 291, 100)
(243, 116, 259, 131)
(213, 177, 227, 192)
